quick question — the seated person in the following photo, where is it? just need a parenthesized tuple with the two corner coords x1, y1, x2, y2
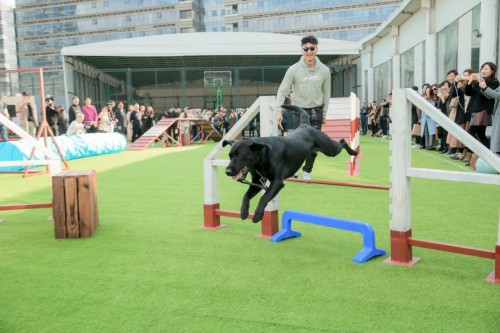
(66, 113, 86, 135)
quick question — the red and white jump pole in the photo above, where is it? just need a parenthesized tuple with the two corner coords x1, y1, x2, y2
(349, 92, 360, 176)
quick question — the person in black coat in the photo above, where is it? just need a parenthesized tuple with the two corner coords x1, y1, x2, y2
(114, 101, 127, 135)
(464, 62, 499, 148)
(45, 96, 59, 135)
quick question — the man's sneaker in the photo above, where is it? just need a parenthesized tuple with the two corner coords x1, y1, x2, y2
(302, 171, 311, 180)
(293, 172, 298, 178)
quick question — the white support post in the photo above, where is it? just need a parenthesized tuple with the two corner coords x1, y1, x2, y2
(258, 96, 279, 212)
(384, 88, 419, 265)
(389, 88, 412, 233)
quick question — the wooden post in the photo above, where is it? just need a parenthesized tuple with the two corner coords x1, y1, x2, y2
(258, 210, 279, 238)
(52, 170, 98, 239)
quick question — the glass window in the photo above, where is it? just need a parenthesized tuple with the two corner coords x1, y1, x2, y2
(436, 21, 458, 81)
(156, 12, 162, 18)
(374, 60, 392, 102)
(363, 70, 368, 103)
(471, 4, 481, 72)
(212, 10, 217, 16)
(221, 9, 226, 16)
(422, 40, 426, 84)
(400, 48, 414, 88)
(92, 19, 97, 25)
(180, 10, 192, 19)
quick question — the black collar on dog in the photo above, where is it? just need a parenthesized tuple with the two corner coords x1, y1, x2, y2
(237, 170, 268, 190)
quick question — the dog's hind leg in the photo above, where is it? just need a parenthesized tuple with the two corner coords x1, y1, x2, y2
(314, 133, 358, 157)
(339, 139, 358, 156)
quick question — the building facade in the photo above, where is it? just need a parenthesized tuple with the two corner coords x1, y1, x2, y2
(0, 0, 17, 94)
(11, 0, 402, 103)
(359, 0, 500, 103)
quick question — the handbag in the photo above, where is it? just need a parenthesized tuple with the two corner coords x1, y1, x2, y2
(411, 123, 421, 136)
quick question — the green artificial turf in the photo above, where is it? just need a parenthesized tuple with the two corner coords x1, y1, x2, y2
(0, 136, 499, 332)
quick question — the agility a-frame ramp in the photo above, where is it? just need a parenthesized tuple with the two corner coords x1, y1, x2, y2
(128, 118, 222, 151)
(389, 88, 500, 284)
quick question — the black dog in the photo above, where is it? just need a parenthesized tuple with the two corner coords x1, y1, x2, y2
(222, 104, 358, 223)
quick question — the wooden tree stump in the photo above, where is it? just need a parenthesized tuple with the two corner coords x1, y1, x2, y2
(52, 170, 99, 239)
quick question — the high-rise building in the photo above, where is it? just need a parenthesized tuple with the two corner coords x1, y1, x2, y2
(0, 0, 17, 95)
(220, 0, 401, 41)
(12, 0, 401, 99)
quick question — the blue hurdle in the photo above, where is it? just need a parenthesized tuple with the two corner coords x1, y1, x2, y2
(270, 210, 386, 263)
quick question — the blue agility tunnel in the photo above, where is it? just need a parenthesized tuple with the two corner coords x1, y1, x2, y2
(0, 133, 127, 172)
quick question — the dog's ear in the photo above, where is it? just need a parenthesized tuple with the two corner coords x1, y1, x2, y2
(222, 140, 235, 147)
(249, 141, 272, 151)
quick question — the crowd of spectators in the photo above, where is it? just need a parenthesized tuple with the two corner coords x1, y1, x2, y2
(359, 61, 499, 172)
(359, 93, 392, 139)
(0, 94, 260, 145)
(2, 63, 497, 173)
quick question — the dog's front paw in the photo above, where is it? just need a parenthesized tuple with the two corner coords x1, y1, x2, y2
(252, 210, 264, 223)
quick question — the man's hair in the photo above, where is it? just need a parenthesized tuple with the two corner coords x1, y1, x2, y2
(301, 35, 318, 46)
(412, 86, 419, 91)
(439, 80, 450, 88)
(446, 69, 458, 76)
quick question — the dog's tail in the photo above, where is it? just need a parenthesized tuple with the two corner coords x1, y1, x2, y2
(280, 104, 310, 126)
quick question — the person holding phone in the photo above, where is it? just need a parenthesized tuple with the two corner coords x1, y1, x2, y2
(464, 62, 499, 148)
(478, 73, 500, 157)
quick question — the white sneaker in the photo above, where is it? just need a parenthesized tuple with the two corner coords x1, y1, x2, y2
(302, 171, 311, 180)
